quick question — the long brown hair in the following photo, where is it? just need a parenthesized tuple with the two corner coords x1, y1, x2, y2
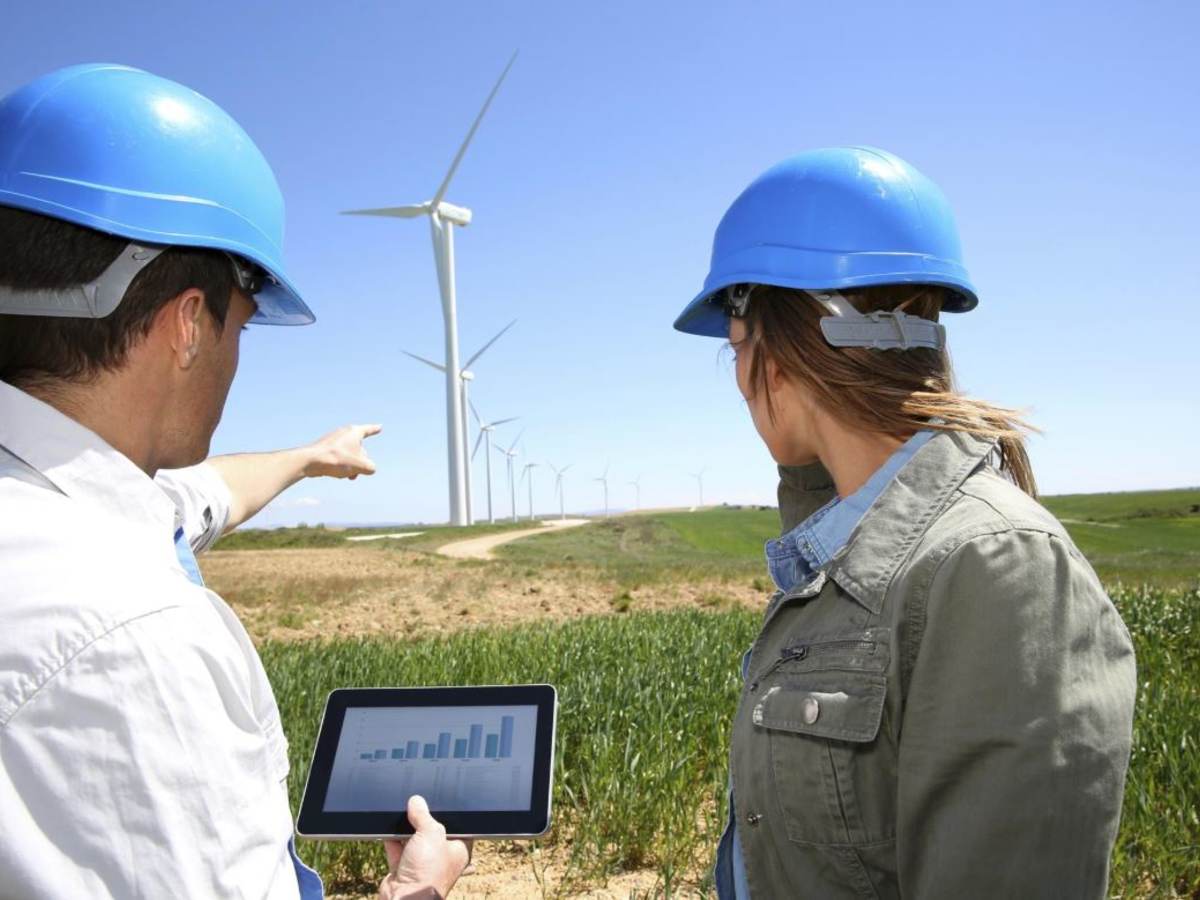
(740, 284, 1039, 496)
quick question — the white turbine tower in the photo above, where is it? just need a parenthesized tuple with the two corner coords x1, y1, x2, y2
(549, 463, 571, 520)
(341, 52, 518, 526)
(402, 319, 516, 523)
(494, 428, 524, 523)
(470, 402, 517, 524)
(594, 464, 610, 518)
(690, 467, 708, 509)
(628, 474, 643, 511)
(520, 461, 539, 521)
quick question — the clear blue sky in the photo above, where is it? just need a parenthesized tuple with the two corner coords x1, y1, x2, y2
(4, 0, 1197, 525)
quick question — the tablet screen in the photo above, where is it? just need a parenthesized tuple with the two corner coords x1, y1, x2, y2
(296, 684, 557, 839)
(324, 705, 538, 812)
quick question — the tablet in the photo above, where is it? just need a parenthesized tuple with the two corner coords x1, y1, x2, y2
(296, 684, 557, 840)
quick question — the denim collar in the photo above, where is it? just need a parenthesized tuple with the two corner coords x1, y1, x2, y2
(765, 430, 935, 593)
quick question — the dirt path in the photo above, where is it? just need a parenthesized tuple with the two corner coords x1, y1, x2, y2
(437, 519, 591, 560)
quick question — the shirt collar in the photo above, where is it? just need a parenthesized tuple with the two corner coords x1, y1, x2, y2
(0, 380, 181, 536)
(765, 430, 935, 591)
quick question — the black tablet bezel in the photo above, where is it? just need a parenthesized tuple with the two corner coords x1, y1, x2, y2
(297, 684, 556, 839)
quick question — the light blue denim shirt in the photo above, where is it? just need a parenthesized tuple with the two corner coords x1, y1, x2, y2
(717, 430, 934, 899)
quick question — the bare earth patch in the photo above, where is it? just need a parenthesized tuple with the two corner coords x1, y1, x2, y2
(200, 546, 767, 645)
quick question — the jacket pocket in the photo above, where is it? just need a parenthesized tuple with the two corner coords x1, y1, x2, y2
(753, 641, 895, 846)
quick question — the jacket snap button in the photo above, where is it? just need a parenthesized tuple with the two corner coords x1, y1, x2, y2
(801, 696, 820, 725)
(745, 812, 762, 826)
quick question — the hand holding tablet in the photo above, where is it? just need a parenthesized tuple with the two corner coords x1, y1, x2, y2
(298, 685, 558, 840)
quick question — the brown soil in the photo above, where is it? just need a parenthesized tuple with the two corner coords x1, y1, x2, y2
(199, 546, 764, 645)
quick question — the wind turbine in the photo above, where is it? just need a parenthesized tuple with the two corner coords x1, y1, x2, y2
(470, 402, 517, 524)
(549, 463, 571, 520)
(520, 461, 540, 521)
(494, 428, 524, 523)
(690, 467, 708, 509)
(628, 474, 643, 511)
(341, 52, 518, 526)
(594, 464, 610, 518)
(403, 319, 517, 523)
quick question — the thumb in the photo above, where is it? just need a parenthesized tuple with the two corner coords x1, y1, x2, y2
(406, 794, 438, 832)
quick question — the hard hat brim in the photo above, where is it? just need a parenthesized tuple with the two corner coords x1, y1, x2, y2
(674, 250, 978, 338)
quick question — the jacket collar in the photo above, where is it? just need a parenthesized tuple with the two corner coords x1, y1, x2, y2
(0, 380, 181, 538)
(825, 428, 998, 615)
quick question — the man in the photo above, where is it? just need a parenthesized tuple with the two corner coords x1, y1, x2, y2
(0, 64, 468, 898)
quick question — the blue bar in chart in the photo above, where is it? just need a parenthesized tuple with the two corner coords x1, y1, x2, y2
(468, 724, 483, 758)
(406, 740, 419, 759)
(453, 739, 467, 759)
(500, 715, 514, 758)
(437, 732, 451, 758)
(360, 752, 373, 760)
(391, 747, 405, 759)
(422, 743, 436, 759)
(485, 734, 499, 758)
(374, 749, 387, 760)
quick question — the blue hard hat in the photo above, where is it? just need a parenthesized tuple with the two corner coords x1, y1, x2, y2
(0, 63, 313, 325)
(675, 147, 977, 337)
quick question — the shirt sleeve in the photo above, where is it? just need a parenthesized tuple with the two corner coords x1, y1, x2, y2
(155, 462, 233, 554)
(0, 604, 299, 900)
(896, 529, 1137, 899)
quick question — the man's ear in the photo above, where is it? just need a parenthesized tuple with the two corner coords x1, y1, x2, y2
(161, 289, 207, 370)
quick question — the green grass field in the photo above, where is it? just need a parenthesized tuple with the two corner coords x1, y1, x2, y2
(219, 487, 1200, 591)
(234, 487, 1197, 895)
(271, 586, 1200, 897)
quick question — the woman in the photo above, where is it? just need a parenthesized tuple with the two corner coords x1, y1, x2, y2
(673, 148, 1136, 899)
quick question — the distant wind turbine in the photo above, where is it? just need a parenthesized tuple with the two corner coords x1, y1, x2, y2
(494, 428, 524, 523)
(403, 319, 516, 523)
(549, 462, 572, 521)
(520, 461, 540, 521)
(628, 474, 643, 511)
(594, 464, 611, 518)
(470, 402, 517, 524)
(690, 467, 708, 509)
(341, 52, 518, 526)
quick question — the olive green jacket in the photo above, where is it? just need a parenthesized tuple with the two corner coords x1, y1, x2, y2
(729, 429, 1136, 898)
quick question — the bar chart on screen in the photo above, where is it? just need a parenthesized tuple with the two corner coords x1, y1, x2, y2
(324, 705, 538, 812)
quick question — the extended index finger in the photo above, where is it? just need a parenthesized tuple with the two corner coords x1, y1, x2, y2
(357, 423, 383, 439)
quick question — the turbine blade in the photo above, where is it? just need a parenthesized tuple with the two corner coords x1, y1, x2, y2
(507, 427, 525, 452)
(430, 51, 519, 210)
(341, 204, 428, 218)
(402, 350, 446, 372)
(462, 318, 517, 370)
(469, 400, 483, 425)
(489, 416, 519, 428)
(472, 430, 485, 460)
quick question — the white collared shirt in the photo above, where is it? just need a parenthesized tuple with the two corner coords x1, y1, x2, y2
(0, 380, 300, 899)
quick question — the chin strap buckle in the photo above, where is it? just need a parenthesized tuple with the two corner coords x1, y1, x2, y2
(810, 291, 945, 351)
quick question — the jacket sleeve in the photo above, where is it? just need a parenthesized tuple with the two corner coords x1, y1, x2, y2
(896, 528, 1136, 899)
(776, 462, 836, 533)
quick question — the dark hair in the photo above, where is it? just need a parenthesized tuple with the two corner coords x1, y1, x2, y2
(739, 283, 1040, 497)
(0, 206, 235, 386)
